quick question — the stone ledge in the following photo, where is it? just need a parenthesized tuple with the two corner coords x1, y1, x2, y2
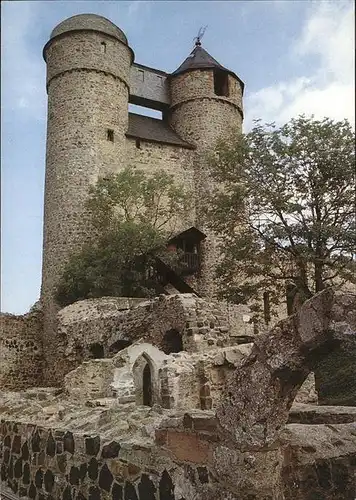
(289, 403, 356, 424)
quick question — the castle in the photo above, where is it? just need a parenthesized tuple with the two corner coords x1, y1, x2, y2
(40, 13, 244, 384)
(1, 14, 355, 500)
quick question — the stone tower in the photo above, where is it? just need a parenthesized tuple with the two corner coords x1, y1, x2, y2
(41, 14, 134, 383)
(168, 41, 244, 296)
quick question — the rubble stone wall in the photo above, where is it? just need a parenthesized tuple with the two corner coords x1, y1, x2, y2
(56, 294, 240, 383)
(1, 414, 355, 500)
(0, 311, 43, 390)
(0, 419, 180, 500)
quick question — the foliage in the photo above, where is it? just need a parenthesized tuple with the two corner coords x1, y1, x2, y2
(207, 115, 355, 316)
(56, 168, 189, 307)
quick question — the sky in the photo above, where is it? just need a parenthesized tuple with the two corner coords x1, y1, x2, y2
(1, 0, 355, 314)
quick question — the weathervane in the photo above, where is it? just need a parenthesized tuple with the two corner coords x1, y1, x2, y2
(193, 26, 207, 47)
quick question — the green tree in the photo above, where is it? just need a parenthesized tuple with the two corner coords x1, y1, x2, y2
(56, 167, 189, 307)
(207, 115, 355, 317)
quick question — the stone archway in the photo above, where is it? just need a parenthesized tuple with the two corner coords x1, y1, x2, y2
(211, 289, 356, 499)
(216, 289, 356, 449)
(132, 352, 158, 407)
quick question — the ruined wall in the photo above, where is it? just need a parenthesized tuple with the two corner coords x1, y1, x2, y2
(106, 294, 234, 353)
(56, 294, 238, 381)
(1, 289, 356, 500)
(158, 345, 253, 411)
(62, 342, 253, 410)
(54, 297, 144, 381)
(0, 310, 43, 390)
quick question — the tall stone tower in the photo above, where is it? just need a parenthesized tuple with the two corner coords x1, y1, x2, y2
(41, 14, 134, 383)
(168, 41, 244, 296)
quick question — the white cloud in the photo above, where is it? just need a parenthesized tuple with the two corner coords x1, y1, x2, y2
(245, 1, 355, 130)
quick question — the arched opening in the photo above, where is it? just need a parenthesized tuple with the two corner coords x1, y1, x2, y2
(109, 339, 131, 355)
(161, 329, 183, 354)
(132, 352, 157, 407)
(143, 362, 153, 406)
(89, 343, 104, 359)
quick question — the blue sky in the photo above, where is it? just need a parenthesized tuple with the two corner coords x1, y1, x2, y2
(1, 0, 354, 314)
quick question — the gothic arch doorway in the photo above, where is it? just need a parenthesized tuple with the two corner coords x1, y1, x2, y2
(132, 352, 157, 407)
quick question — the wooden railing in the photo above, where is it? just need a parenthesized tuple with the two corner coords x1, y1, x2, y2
(181, 252, 200, 272)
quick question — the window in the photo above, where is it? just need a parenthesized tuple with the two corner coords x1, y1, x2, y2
(177, 239, 197, 253)
(107, 129, 114, 142)
(138, 69, 144, 82)
(214, 70, 229, 97)
(135, 138, 141, 149)
(156, 75, 163, 86)
(101, 42, 107, 54)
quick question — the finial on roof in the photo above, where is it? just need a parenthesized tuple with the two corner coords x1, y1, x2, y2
(193, 26, 207, 47)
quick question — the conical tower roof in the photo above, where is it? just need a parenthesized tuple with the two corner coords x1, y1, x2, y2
(171, 42, 239, 81)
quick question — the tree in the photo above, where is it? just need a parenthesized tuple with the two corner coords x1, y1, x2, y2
(55, 167, 189, 307)
(207, 115, 355, 318)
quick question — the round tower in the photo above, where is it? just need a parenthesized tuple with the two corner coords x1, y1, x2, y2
(168, 42, 244, 298)
(168, 41, 244, 147)
(41, 14, 133, 383)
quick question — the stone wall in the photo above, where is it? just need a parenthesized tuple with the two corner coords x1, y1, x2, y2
(63, 342, 253, 410)
(56, 294, 242, 383)
(0, 309, 43, 390)
(0, 418, 179, 500)
(2, 414, 354, 500)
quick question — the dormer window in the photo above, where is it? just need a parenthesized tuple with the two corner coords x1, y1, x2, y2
(214, 70, 229, 97)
